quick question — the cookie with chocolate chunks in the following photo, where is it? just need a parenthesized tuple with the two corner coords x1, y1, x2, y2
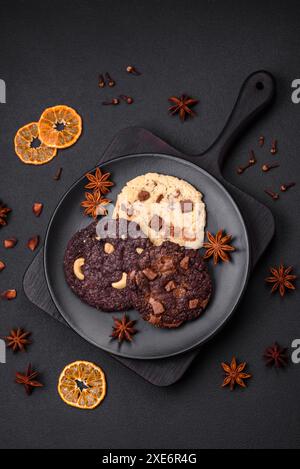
(128, 241, 212, 328)
(112, 172, 206, 249)
(64, 219, 151, 311)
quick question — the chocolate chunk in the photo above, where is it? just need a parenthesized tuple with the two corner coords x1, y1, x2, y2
(156, 194, 164, 203)
(163, 224, 178, 238)
(135, 271, 147, 287)
(180, 199, 193, 213)
(149, 297, 165, 315)
(138, 190, 150, 202)
(168, 224, 182, 238)
(142, 268, 158, 280)
(165, 280, 176, 292)
(199, 297, 210, 308)
(173, 287, 187, 298)
(148, 314, 161, 325)
(159, 256, 174, 273)
(189, 299, 199, 309)
(149, 215, 164, 232)
(180, 256, 189, 270)
(128, 270, 136, 281)
(182, 228, 196, 242)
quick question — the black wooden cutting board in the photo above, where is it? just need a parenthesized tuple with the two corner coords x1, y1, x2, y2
(23, 71, 276, 386)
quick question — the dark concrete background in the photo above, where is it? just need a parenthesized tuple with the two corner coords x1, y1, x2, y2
(0, 0, 299, 449)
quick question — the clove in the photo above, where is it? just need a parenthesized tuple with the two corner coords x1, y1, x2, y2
(102, 98, 119, 106)
(262, 163, 280, 172)
(126, 65, 141, 76)
(105, 72, 116, 87)
(280, 182, 296, 192)
(264, 189, 279, 201)
(119, 94, 134, 104)
(237, 150, 256, 174)
(237, 164, 250, 175)
(259, 135, 265, 147)
(270, 140, 278, 154)
(249, 150, 257, 165)
(98, 74, 105, 88)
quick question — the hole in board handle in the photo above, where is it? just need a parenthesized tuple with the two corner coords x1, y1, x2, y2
(256, 81, 264, 90)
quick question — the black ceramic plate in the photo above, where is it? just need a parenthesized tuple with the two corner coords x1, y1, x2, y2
(44, 153, 250, 359)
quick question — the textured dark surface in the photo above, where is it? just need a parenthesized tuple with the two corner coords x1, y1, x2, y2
(1, 0, 300, 449)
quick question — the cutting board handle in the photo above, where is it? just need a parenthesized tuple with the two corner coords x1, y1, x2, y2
(203, 71, 276, 167)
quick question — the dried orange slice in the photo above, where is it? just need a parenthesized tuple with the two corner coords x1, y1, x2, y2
(38, 105, 82, 149)
(14, 122, 57, 165)
(57, 361, 106, 410)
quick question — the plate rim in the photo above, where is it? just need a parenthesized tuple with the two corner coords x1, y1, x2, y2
(44, 152, 251, 360)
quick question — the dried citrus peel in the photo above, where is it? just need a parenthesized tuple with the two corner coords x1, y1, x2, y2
(14, 122, 57, 165)
(38, 105, 82, 149)
(57, 361, 106, 410)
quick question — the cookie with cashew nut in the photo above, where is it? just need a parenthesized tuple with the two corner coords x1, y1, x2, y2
(63, 220, 151, 311)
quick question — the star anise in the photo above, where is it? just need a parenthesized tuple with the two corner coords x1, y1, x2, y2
(0, 201, 11, 227)
(264, 343, 289, 368)
(85, 167, 114, 195)
(221, 357, 252, 390)
(111, 314, 137, 343)
(203, 230, 235, 265)
(168, 95, 198, 121)
(15, 364, 43, 395)
(265, 264, 297, 297)
(4, 328, 31, 352)
(81, 191, 110, 219)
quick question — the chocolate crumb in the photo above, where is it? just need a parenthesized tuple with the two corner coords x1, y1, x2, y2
(148, 314, 161, 325)
(180, 200, 193, 213)
(165, 280, 176, 292)
(189, 299, 199, 309)
(149, 297, 165, 315)
(159, 256, 174, 273)
(138, 190, 150, 202)
(142, 268, 158, 281)
(173, 287, 187, 298)
(180, 256, 189, 270)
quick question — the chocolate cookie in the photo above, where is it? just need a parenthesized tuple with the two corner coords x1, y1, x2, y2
(128, 242, 212, 328)
(64, 219, 151, 311)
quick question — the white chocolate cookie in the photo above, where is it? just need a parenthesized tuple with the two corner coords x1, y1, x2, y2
(113, 173, 206, 249)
